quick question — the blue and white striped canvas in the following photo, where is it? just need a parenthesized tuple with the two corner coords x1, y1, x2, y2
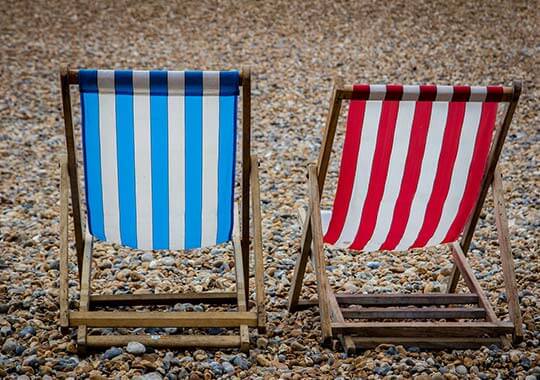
(79, 69, 239, 250)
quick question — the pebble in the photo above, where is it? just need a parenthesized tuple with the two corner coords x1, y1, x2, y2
(2, 338, 23, 355)
(256, 354, 272, 367)
(455, 365, 468, 376)
(126, 341, 146, 355)
(209, 361, 224, 376)
(222, 361, 235, 374)
(18, 326, 36, 337)
(291, 341, 306, 351)
(141, 372, 163, 380)
(161, 257, 176, 266)
(231, 355, 250, 370)
(257, 337, 269, 349)
(141, 253, 153, 262)
(103, 347, 123, 360)
(193, 350, 207, 361)
(366, 261, 381, 269)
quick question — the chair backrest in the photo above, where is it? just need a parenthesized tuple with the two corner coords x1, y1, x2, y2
(78, 69, 240, 250)
(323, 84, 509, 252)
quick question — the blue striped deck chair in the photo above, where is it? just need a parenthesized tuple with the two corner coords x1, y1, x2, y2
(58, 67, 265, 353)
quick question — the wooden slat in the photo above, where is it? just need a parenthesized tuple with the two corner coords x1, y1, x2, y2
(331, 321, 514, 337)
(233, 202, 250, 353)
(341, 307, 486, 320)
(492, 167, 523, 342)
(337, 86, 515, 102)
(451, 243, 498, 322)
(288, 79, 343, 312)
(77, 229, 93, 353)
(86, 334, 241, 349)
(296, 293, 479, 307)
(308, 165, 333, 345)
(297, 207, 355, 353)
(352, 337, 502, 350)
(240, 67, 251, 303)
(60, 67, 84, 276)
(69, 311, 258, 328)
(59, 156, 70, 329)
(250, 155, 266, 333)
(337, 293, 479, 306)
(287, 204, 313, 312)
(66, 69, 245, 85)
(89, 292, 237, 308)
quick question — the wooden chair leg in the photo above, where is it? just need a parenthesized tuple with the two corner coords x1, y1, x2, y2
(288, 203, 313, 312)
(445, 264, 461, 293)
(493, 167, 523, 343)
(59, 156, 70, 331)
(451, 243, 498, 322)
(297, 206, 354, 353)
(307, 164, 333, 346)
(250, 155, 266, 334)
(77, 230, 93, 355)
(233, 203, 250, 353)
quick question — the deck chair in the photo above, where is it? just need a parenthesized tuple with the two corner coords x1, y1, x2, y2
(58, 67, 265, 353)
(288, 80, 523, 353)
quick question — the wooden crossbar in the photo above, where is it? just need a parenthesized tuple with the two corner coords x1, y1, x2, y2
(297, 293, 479, 309)
(331, 321, 514, 337)
(70, 311, 258, 328)
(337, 293, 480, 306)
(86, 334, 242, 348)
(90, 292, 237, 308)
(352, 337, 502, 350)
(341, 307, 486, 320)
(337, 86, 515, 102)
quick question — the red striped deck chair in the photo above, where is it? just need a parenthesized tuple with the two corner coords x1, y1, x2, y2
(58, 67, 265, 353)
(288, 79, 523, 352)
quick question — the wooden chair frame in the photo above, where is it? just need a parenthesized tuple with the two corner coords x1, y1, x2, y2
(288, 79, 523, 353)
(58, 67, 265, 353)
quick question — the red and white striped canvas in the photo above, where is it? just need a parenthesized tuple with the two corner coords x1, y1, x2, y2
(322, 84, 504, 252)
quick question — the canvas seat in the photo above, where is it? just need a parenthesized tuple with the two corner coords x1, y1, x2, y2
(58, 67, 265, 353)
(288, 80, 523, 353)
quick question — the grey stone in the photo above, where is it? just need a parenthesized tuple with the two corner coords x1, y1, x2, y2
(141, 253, 153, 262)
(54, 357, 79, 371)
(2, 338, 21, 354)
(0, 326, 12, 336)
(209, 361, 223, 376)
(18, 326, 36, 337)
(231, 354, 250, 370)
(374, 364, 391, 376)
(455, 365, 468, 376)
(103, 347, 123, 360)
(161, 257, 175, 266)
(142, 372, 163, 380)
(22, 354, 40, 367)
(126, 341, 146, 355)
(222, 361, 235, 374)
(367, 261, 381, 269)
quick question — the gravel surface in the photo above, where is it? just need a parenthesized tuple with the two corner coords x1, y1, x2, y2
(0, 0, 538, 379)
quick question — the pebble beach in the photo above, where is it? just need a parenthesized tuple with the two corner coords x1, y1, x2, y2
(0, 0, 539, 379)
